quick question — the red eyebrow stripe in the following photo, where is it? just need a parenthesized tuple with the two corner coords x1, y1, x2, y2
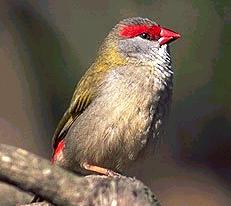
(120, 24, 161, 39)
(120, 25, 149, 37)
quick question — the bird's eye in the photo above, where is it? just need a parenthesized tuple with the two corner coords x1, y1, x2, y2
(139, 33, 151, 40)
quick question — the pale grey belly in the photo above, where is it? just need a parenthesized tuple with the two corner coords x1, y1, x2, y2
(60, 99, 169, 175)
(59, 66, 172, 175)
(62, 103, 154, 173)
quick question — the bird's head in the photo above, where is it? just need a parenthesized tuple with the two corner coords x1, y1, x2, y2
(116, 17, 180, 60)
(95, 17, 180, 71)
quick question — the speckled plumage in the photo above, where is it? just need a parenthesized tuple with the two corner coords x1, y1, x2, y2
(53, 17, 179, 175)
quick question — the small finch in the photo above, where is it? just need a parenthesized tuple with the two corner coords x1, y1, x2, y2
(52, 17, 180, 176)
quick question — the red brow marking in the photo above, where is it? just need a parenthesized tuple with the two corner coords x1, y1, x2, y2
(120, 25, 149, 38)
(52, 139, 65, 164)
(120, 24, 161, 40)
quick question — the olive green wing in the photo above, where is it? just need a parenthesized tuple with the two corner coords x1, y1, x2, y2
(52, 79, 95, 150)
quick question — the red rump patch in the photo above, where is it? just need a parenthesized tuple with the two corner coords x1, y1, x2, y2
(120, 24, 161, 40)
(52, 139, 65, 164)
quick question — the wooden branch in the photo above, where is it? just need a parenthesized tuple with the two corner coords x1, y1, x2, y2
(0, 182, 32, 205)
(20, 203, 52, 206)
(0, 144, 160, 206)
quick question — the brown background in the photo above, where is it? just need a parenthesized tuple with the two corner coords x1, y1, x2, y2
(0, 0, 231, 205)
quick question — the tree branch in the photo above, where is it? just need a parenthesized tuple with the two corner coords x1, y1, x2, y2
(0, 144, 160, 206)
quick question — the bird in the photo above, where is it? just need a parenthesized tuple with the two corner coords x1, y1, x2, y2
(51, 17, 180, 176)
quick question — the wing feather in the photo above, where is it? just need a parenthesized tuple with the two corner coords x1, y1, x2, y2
(52, 67, 105, 151)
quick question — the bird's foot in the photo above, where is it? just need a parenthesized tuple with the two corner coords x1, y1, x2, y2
(82, 162, 121, 177)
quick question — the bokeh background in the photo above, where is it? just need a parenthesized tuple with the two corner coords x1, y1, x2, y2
(0, 0, 231, 205)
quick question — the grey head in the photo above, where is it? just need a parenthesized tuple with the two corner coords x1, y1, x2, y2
(109, 17, 180, 64)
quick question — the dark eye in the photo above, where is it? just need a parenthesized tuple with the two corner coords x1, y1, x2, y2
(139, 33, 151, 40)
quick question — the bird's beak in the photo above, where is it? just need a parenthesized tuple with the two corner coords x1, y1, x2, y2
(158, 27, 181, 46)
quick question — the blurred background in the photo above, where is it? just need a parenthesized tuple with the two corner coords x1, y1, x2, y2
(0, 0, 230, 205)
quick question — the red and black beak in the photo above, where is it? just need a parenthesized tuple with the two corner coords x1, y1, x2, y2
(158, 27, 181, 46)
